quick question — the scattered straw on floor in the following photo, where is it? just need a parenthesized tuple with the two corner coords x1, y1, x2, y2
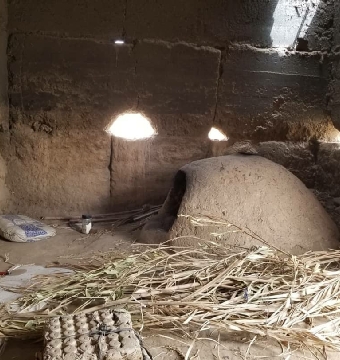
(1, 238, 340, 355)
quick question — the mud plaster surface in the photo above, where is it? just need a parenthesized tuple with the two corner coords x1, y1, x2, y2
(0, 227, 339, 360)
(143, 155, 339, 254)
(2, 0, 340, 216)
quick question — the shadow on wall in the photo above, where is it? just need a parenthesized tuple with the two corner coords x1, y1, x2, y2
(304, 0, 334, 52)
(125, 0, 281, 46)
(204, 0, 280, 46)
(0, 154, 9, 211)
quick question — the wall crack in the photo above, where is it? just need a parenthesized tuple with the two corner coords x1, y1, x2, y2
(122, 0, 128, 38)
(212, 48, 225, 125)
(109, 136, 114, 199)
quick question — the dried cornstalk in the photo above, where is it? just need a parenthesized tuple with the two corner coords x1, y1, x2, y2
(0, 217, 340, 355)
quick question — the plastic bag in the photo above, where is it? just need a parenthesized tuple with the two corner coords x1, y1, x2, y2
(0, 215, 56, 243)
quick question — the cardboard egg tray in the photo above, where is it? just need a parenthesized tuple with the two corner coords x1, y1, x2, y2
(44, 309, 151, 360)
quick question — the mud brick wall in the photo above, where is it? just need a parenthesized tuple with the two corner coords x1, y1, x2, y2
(2, 0, 340, 216)
(0, 0, 9, 212)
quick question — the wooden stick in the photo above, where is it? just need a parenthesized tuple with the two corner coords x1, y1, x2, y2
(69, 217, 129, 224)
(133, 208, 160, 221)
(41, 213, 137, 221)
(41, 205, 162, 221)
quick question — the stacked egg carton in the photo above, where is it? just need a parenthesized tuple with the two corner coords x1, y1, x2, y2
(44, 309, 151, 360)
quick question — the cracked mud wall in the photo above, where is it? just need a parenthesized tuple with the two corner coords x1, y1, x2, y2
(330, 0, 340, 132)
(4, 0, 340, 216)
(0, 0, 9, 212)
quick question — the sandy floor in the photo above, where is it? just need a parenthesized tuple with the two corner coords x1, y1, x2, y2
(0, 226, 137, 271)
(1, 225, 339, 360)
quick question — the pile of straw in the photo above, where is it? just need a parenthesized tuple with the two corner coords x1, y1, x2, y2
(1, 237, 340, 354)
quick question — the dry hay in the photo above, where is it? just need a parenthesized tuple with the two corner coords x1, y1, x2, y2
(0, 217, 340, 356)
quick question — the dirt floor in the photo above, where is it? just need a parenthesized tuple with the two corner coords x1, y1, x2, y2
(0, 226, 137, 271)
(1, 224, 339, 360)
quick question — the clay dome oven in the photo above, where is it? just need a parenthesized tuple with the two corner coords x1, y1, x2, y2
(141, 155, 339, 255)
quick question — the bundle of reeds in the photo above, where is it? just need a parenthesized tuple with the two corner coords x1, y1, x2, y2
(1, 238, 340, 354)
